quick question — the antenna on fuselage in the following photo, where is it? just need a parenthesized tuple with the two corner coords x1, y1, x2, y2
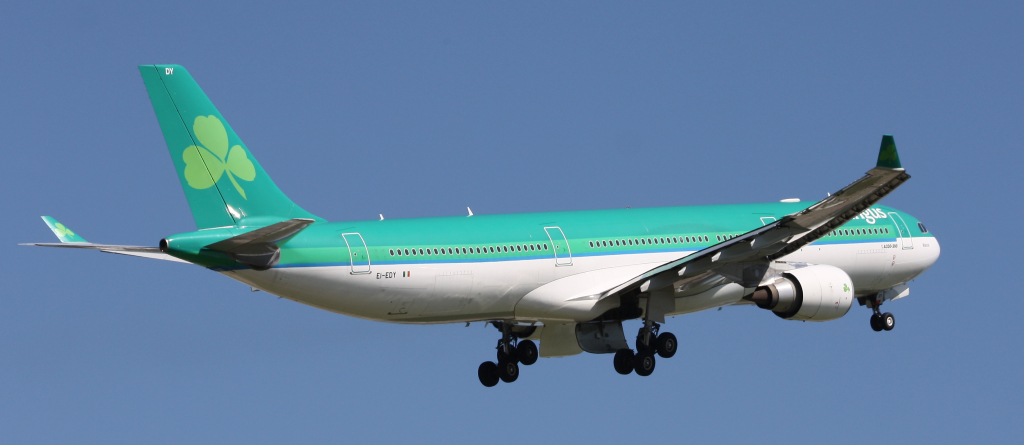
(467, 207, 474, 217)
(380, 214, 384, 221)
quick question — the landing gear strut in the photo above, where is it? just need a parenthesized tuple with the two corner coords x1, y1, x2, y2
(478, 322, 537, 387)
(866, 297, 895, 332)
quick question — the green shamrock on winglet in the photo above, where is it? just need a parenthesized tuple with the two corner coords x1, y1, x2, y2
(54, 223, 75, 238)
(182, 115, 256, 199)
(878, 143, 898, 162)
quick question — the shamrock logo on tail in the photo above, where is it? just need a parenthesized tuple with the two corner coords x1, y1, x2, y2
(182, 116, 256, 199)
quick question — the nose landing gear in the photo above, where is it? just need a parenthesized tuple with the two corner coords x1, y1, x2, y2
(478, 322, 538, 387)
(870, 310, 895, 332)
(865, 296, 895, 332)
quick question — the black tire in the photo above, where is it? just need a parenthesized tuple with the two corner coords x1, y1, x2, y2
(634, 350, 656, 377)
(613, 349, 635, 375)
(882, 312, 895, 331)
(497, 359, 519, 383)
(870, 314, 883, 332)
(517, 340, 538, 366)
(478, 362, 499, 387)
(656, 332, 677, 359)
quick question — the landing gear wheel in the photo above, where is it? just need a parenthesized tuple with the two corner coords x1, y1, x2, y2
(870, 313, 883, 332)
(517, 340, 538, 366)
(882, 312, 895, 331)
(497, 360, 519, 383)
(614, 349, 635, 375)
(634, 350, 656, 377)
(478, 362, 499, 387)
(655, 332, 677, 359)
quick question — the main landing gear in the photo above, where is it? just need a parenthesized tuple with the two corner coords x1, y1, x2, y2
(613, 322, 677, 377)
(866, 297, 895, 332)
(478, 322, 538, 387)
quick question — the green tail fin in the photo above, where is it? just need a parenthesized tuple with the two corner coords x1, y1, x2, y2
(876, 135, 903, 170)
(139, 65, 321, 229)
(41, 216, 88, 243)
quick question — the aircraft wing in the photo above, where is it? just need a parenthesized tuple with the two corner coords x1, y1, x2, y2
(601, 135, 910, 301)
(23, 217, 191, 264)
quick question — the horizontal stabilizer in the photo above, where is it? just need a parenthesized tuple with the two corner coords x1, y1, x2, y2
(205, 218, 315, 270)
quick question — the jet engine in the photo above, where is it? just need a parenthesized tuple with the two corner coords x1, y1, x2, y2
(746, 265, 854, 322)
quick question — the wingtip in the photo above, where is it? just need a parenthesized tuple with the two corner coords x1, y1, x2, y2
(39, 216, 88, 243)
(876, 135, 903, 170)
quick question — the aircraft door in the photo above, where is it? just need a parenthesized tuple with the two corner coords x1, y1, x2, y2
(888, 213, 914, 250)
(544, 227, 572, 266)
(342, 233, 371, 274)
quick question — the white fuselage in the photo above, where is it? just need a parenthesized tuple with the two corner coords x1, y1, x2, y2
(224, 236, 941, 325)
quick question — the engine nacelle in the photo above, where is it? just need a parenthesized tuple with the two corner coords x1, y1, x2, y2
(747, 265, 854, 322)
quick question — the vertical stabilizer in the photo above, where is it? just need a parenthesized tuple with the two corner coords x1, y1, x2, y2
(139, 65, 321, 229)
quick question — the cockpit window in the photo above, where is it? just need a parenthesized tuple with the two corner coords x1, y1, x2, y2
(918, 222, 929, 233)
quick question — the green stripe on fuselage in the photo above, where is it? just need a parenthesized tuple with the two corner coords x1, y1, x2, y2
(240, 201, 931, 270)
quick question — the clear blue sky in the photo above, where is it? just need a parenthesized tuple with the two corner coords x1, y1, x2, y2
(2, 1, 1020, 443)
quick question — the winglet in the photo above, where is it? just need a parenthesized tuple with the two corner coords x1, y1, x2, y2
(876, 135, 903, 170)
(41, 216, 88, 243)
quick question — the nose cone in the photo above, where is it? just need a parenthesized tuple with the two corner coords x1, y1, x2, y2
(923, 236, 941, 270)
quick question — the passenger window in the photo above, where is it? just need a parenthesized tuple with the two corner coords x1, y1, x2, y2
(543, 244, 548, 250)
(529, 244, 535, 251)
(589, 241, 594, 248)
(389, 249, 395, 256)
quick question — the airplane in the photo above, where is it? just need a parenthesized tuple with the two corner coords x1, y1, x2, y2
(26, 65, 940, 387)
